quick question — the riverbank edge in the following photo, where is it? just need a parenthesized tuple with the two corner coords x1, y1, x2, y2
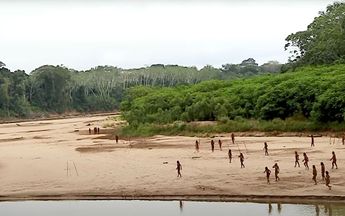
(1, 194, 345, 204)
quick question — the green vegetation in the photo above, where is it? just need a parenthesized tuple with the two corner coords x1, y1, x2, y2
(285, 2, 345, 68)
(120, 64, 345, 135)
(0, 59, 279, 119)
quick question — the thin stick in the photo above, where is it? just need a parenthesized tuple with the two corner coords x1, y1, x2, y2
(73, 161, 79, 176)
(243, 141, 248, 153)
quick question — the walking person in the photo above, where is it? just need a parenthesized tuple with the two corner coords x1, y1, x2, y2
(272, 163, 280, 181)
(311, 134, 315, 147)
(303, 152, 309, 170)
(218, 139, 222, 151)
(263, 142, 269, 156)
(239, 153, 245, 168)
(228, 149, 232, 163)
(312, 165, 317, 185)
(325, 171, 332, 190)
(295, 151, 300, 167)
(330, 151, 338, 169)
(176, 161, 182, 178)
(320, 162, 325, 181)
(231, 133, 235, 144)
(115, 135, 119, 144)
(211, 140, 215, 152)
(264, 167, 271, 184)
(195, 140, 199, 152)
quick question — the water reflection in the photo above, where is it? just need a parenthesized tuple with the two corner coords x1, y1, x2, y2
(179, 200, 184, 213)
(0, 200, 344, 216)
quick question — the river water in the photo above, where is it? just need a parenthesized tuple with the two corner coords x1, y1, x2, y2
(0, 200, 344, 216)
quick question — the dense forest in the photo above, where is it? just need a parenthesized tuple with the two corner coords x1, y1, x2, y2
(0, 58, 280, 118)
(121, 64, 345, 125)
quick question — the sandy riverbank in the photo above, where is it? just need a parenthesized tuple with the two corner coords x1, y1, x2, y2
(0, 115, 344, 203)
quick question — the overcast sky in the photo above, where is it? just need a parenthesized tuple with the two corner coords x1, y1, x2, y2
(0, 0, 338, 72)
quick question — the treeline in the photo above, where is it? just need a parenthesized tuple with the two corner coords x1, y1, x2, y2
(0, 59, 280, 118)
(121, 64, 345, 125)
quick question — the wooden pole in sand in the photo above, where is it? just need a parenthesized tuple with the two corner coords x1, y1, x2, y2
(66, 161, 69, 177)
(73, 161, 79, 176)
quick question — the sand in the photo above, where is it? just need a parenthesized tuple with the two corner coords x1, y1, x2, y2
(0, 115, 345, 203)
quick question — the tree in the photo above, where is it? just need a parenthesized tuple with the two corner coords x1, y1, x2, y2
(285, 2, 345, 66)
(0, 61, 5, 68)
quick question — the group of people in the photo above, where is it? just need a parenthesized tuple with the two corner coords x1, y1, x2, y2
(179, 133, 340, 190)
(88, 127, 100, 134)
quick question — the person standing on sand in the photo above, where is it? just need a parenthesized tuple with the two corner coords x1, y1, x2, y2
(312, 165, 317, 185)
(228, 149, 232, 163)
(115, 135, 119, 144)
(195, 140, 199, 152)
(311, 134, 315, 147)
(88, 128, 91, 135)
(264, 167, 271, 184)
(272, 163, 280, 181)
(325, 171, 331, 190)
(211, 140, 215, 152)
(295, 151, 300, 167)
(218, 139, 222, 151)
(231, 133, 235, 144)
(239, 153, 245, 168)
(263, 142, 269, 156)
(321, 162, 325, 181)
(342, 135, 345, 145)
(330, 151, 338, 169)
(303, 152, 309, 169)
(176, 161, 182, 178)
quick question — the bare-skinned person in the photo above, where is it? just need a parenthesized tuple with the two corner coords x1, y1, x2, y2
(195, 140, 199, 152)
(295, 151, 300, 167)
(115, 135, 119, 144)
(302, 152, 309, 170)
(263, 142, 269, 156)
(228, 149, 232, 163)
(325, 171, 331, 190)
(231, 133, 235, 144)
(312, 165, 317, 185)
(272, 163, 280, 181)
(176, 161, 182, 178)
(88, 128, 91, 135)
(321, 162, 325, 181)
(330, 151, 338, 169)
(218, 139, 222, 151)
(211, 140, 215, 152)
(264, 167, 271, 184)
(239, 153, 245, 168)
(311, 134, 315, 147)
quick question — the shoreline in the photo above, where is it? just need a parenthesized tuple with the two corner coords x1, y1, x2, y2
(1, 194, 345, 204)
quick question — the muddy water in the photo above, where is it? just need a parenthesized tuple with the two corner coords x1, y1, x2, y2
(0, 200, 344, 216)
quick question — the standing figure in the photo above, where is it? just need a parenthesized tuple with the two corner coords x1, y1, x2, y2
(312, 165, 317, 185)
(263, 142, 269, 156)
(228, 149, 232, 163)
(342, 135, 345, 145)
(97, 127, 100, 134)
(239, 153, 245, 168)
(264, 167, 271, 184)
(311, 134, 314, 147)
(115, 135, 119, 144)
(218, 139, 222, 151)
(88, 128, 91, 135)
(176, 161, 182, 178)
(195, 140, 199, 152)
(211, 140, 215, 152)
(272, 163, 280, 181)
(325, 171, 331, 190)
(302, 152, 309, 169)
(321, 162, 325, 181)
(295, 151, 300, 167)
(93, 127, 97, 134)
(330, 151, 338, 169)
(231, 133, 235, 144)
